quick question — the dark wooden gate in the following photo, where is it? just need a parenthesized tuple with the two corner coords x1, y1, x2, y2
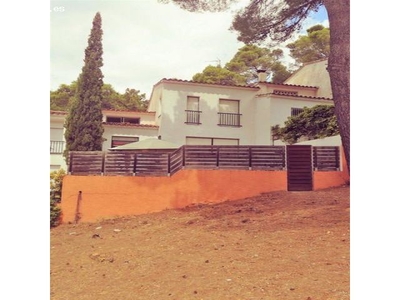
(286, 145, 313, 191)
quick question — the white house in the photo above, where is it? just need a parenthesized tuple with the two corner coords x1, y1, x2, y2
(148, 59, 334, 146)
(50, 59, 337, 170)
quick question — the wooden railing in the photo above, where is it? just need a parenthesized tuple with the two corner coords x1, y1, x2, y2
(183, 145, 285, 170)
(67, 145, 340, 176)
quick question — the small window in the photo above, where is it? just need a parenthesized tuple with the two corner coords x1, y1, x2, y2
(106, 116, 140, 124)
(218, 99, 241, 127)
(291, 108, 304, 117)
(185, 137, 239, 145)
(185, 96, 201, 124)
(187, 96, 199, 111)
(219, 99, 239, 113)
(111, 136, 139, 148)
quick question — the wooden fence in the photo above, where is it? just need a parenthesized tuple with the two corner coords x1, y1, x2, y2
(68, 145, 340, 176)
(312, 146, 340, 171)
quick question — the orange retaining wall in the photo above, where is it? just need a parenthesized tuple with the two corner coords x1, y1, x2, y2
(61, 169, 287, 223)
(313, 148, 350, 190)
(61, 166, 349, 223)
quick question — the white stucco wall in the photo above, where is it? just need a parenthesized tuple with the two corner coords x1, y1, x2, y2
(156, 82, 260, 146)
(252, 95, 334, 146)
(102, 125, 159, 150)
(269, 96, 334, 127)
(296, 135, 342, 146)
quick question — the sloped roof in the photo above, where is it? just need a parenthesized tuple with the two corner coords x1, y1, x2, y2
(50, 110, 68, 115)
(155, 78, 260, 90)
(103, 122, 158, 129)
(284, 59, 332, 98)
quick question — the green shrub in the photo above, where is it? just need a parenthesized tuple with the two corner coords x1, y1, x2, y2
(50, 169, 66, 227)
(50, 198, 62, 227)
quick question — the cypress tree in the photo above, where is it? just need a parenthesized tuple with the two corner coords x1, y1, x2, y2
(64, 12, 104, 159)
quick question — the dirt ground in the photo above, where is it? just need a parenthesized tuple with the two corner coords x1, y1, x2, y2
(50, 185, 350, 300)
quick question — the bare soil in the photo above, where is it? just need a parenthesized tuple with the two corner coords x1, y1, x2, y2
(50, 185, 350, 300)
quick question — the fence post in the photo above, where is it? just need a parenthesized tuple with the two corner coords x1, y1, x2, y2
(101, 151, 105, 175)
(216, 146, 220, 168)
(68, 151, 73, 174)
(74, 191, 82, 224)
(167, 153, 171, 175)
(182, 146, 185, 167)
(283, 146, 287, 169)
(133, 153, 137, 175)
(335, 146, 340, 170)
(249, 147, 252, 170)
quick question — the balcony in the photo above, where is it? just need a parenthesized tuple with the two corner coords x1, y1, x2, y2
(185, 110, 202, 124)
(50, 141, 65, 154)
(218, 112, 242, 127)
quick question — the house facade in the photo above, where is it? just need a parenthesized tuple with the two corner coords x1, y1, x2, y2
(50, 59, 336, 171)
(148, 59, 334, 146)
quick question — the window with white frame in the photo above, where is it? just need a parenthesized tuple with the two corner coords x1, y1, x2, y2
(185, 96, 201, 124)
(111, 136, 139, 148)
(186, 137, 239, 145)
(106, 116, 140, 124)
(218, 99, 241, 127)
(291, 108, 304, 117)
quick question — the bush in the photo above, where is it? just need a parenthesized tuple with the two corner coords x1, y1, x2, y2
(50, 198, 62, 227)
(50, 169, 66, 227)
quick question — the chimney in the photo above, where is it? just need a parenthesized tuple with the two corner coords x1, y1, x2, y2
(257, 69, 267, 82)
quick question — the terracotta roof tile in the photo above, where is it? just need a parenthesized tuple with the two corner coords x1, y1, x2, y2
(102, 122, 159, 129)
(158, 78, 260, 90)
(257, 92, 333, 101)
(50, 110, 68, 115)
(259, 82, 319, 89)
(102, 109, 154, 114)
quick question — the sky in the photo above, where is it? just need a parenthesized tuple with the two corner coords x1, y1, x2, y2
(50, 0, 329, 98)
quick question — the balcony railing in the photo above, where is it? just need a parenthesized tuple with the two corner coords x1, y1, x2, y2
(218, 112, 242, 127)
(50, 141, 65, 154)
(185, 110, 202, 124)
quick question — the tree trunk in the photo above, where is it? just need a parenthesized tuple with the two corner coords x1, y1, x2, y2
(323, 0, 350, 174)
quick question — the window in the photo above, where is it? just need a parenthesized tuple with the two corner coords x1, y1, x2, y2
(106, 116, 140, 124)
(218, 99, 241, 127)
(291, 108, 304, 117)
(185, 96, 201, 124)
(186, 137, 239, 145)
(111, 136, 139, 148)
(50, 127, 64, 154)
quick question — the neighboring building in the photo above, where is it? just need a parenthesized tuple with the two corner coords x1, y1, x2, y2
(50, 110, 68, 171)
(50, 59, 336, 170)
(50, 109, 158, 171)
(101, 110, 158, 149)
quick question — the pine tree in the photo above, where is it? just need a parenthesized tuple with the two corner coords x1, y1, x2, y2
(64, 12, 104, 159)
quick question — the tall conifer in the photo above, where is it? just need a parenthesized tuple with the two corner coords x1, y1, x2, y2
(64, 12, 104, 159)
